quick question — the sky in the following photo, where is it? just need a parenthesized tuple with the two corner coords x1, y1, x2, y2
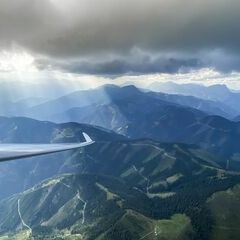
(0, 0, 240, 89)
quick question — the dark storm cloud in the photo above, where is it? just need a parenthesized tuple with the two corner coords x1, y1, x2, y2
(0, 0, 240, 74)
(47, 56, 201, 76)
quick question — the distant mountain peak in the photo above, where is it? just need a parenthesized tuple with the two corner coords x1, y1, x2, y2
(100, 84, 119, 90)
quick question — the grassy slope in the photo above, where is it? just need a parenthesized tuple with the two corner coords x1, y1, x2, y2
(207, 184, 240, 240)
(97, 211, 192, 240)
(0, 231, 31, 240)
(0, 173, 193, 240)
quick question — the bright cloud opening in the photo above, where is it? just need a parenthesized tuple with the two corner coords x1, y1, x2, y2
(0, 50, 37, 74)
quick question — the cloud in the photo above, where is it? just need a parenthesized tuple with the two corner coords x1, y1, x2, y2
(40, 50, 201, 76)
(115, 69, 240, 90)
(0, 0, 240, 74)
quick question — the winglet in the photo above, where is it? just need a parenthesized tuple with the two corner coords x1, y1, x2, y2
(82, 132, 94, 143)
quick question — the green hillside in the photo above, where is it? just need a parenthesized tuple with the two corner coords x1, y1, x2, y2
(0, 118, 240, 239)
(1, 158, 240, 239)
(207, 184, 240, 240)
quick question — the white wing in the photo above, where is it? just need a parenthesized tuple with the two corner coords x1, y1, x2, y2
(0, 132, 94, 162)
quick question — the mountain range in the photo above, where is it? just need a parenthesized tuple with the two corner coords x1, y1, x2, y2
(0, 117, 240, 240)
(1, 83, 240, 239)
(24, 84, 236, 120)
(148, 81, 240, 116)
(2, 83, 238, 120)
(17, 85, 240, 163)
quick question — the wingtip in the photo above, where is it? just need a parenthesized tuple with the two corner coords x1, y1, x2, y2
(82, 132, 94, 143)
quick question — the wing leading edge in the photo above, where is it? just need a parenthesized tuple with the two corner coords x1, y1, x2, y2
(0, 132, 94, 162)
